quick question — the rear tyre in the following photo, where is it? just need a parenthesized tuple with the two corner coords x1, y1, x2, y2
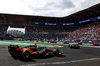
(8, 45, 18, 59)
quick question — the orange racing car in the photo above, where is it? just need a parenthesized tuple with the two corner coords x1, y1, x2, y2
(8, 44, 63, 60)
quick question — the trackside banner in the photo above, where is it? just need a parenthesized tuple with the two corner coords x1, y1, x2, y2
(35, 16, 100, 25)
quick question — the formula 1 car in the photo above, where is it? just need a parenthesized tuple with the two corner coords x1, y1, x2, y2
(92, 43, 99, 46)
(8, 44, 63, 60)
(77, 42, 82, 45)
(68, 44, 80, 49)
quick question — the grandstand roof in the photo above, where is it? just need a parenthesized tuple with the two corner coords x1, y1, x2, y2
(63, 3, 100, 23)
(30, 3, 100, 23)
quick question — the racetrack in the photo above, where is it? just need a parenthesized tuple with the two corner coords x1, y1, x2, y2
(0, 43, 100, 66)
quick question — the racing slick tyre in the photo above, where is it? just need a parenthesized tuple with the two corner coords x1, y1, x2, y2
(8, 46, 19, 59)
(77, 46, 80, 49)
(53, 49, 60, 56)
(68, 45, 70, 48)
(43, 52, 49, 57)
(9, 50, 18, 58)
(21, 51, 31, 60)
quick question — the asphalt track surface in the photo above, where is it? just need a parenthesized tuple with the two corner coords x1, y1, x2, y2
(0, 45, 100, 66)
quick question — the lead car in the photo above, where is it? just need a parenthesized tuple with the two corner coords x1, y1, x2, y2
(8, 44, 63, 60)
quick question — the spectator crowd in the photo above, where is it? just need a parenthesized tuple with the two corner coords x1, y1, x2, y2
(0, 24, 8, 38)
(24, 21, 100, 40)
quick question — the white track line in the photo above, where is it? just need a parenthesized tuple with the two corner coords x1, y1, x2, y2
(20, 57, 100, 66)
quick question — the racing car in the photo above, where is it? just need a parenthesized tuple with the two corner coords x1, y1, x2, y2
(68, 44, 80, 49)
(92, 43, 99, 46)
(8, 44, 63, 60)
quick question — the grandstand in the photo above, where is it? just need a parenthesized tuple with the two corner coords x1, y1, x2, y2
(0, 3, 100, 41)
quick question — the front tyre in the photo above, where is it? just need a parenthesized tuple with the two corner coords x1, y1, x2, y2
(53, 49, 60, 56)
(21, 51, 31, 60)
(77, 46, 80, 49)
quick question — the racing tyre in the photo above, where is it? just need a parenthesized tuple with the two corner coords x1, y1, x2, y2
(77, 46, 80, 49)
(9, 50, 18, 58)
(68, 45, 70, 48)
(21, 51, 31, 60)
(43, 52, 48, 57)
(8, 46, 18, 59)
(53, 49, 60, 56)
